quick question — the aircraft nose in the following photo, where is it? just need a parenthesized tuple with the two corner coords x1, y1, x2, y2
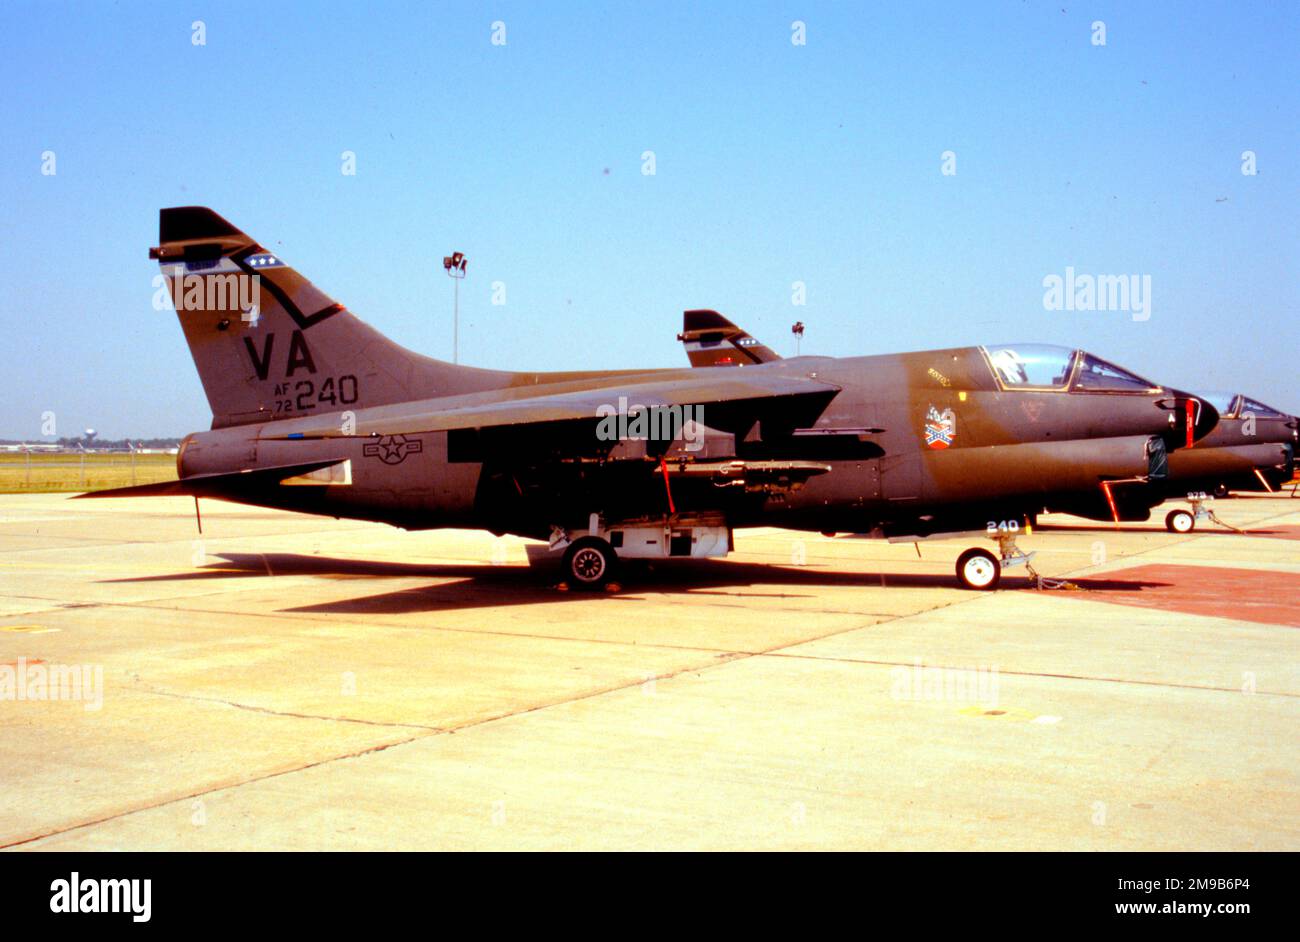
(1157, 390, 1219, 447)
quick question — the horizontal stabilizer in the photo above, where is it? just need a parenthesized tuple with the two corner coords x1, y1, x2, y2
(72, 459, 346, 499)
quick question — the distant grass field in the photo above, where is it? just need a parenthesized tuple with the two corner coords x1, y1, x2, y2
(0, 453, 177, 493)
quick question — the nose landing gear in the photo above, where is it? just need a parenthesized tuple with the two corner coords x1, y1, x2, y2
(955, 529, 1031, 591)
(955, 527, 1074, 591)
(1164, 493, 1244, 533)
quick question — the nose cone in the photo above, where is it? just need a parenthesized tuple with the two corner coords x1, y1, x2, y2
(1158, 390, 1220, 448)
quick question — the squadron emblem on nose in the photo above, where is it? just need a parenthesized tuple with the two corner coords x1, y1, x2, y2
(363, 434, 423, 465)
(924, 406, 957, 449)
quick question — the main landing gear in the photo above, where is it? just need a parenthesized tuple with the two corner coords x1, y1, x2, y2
(561, 536, 619, 590)
(551, 513, 732, 591)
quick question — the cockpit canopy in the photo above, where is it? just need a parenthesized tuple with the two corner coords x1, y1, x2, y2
(984, 344, 1074, 388)
(982, 344, 1159, 392)
(1198, 391, 1238, 415)
(1198, 392, 1292, 419)
(1240, 396, 1290, 419)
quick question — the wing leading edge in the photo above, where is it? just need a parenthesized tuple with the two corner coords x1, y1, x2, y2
(260, 371, 840, 441)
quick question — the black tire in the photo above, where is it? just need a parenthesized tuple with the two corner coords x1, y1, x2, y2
(1165, 509, 1195, 533)
(563, 537, 617, 590)
(1212, 483, 1229, 499)
(955, 548, 1001, 591)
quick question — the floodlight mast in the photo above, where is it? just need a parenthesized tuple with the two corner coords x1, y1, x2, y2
(442, 251, 468, 363)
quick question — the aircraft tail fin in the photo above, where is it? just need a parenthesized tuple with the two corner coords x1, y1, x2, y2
(677, 309, 781, 367)
(152, 207, 514, 429)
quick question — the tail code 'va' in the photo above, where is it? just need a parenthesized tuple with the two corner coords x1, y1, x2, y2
(152, 207, 513, 429)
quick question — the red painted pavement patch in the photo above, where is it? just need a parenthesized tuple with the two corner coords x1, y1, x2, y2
(1071, 564, 1300, 628)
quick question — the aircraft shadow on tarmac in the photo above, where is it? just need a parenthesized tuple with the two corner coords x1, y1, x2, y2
(1034, 523, 1287, 535)
(100, 552, 1173, 615)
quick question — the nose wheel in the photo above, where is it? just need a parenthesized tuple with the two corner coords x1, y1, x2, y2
(956, 548, 1001, 590)
(1164, 494, 1243, 533)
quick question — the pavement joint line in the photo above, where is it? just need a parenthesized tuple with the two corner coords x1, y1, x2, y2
(0, 575, 534, 614)
(1, 590, 981, 850)
(654, 596, 951, 616)
(128, 684, 447, 732)
(664, 603, 919, 618)
(753, 649, 1300, 699)
(738, 554, 1300, 697)
(1033, 504, 1300, 584)
(2, 592, 899, 661)
(0, 594, 103, 607)
(0, 589, 912, 659)
(0, 730, 428, 851)
(5, 569, 916, 629)
(0, 605, 74, 619)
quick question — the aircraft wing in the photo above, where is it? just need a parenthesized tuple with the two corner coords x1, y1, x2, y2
(262, 371, 838, 440)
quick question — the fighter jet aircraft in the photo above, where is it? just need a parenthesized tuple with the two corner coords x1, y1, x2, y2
(680, 313, 1300, 533)
(1154, 392, 1297, 532)
(83, 208, 1217, 591)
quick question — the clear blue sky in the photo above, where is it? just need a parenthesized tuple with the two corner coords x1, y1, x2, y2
(1, 0, 1296, 439)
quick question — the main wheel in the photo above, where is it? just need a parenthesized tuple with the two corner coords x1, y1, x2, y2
(1212, 483, 1229, 498)
(562, 537, 617, 590)
(1165, 509, 1195, 533)
(955, 548, 1001, 591)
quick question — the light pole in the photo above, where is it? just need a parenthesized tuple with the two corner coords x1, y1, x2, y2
(791, 321, 805, 356)
(442, 251, 467, 363)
